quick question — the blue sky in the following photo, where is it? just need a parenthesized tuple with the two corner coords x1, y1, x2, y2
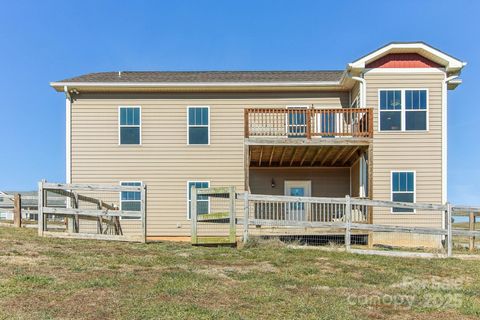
(0, 0, 478, 204)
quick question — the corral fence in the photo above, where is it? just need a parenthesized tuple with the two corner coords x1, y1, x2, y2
(191, 187, 480, 258)
(38, 181, 146, 242)
(0, 191, 65, 227)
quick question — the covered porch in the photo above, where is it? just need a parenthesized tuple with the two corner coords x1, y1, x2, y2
(245, 144, 372, 223)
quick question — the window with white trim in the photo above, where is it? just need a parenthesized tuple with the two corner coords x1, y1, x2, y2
(120, 182, 142, 219)
(405, 90, 427, 130)
(391, 171, 415, 213)
(187, 181, 209, 219)
(188, 107, 209, 144)
(119, 107, 141, 144)
(379, 89, 427, 131)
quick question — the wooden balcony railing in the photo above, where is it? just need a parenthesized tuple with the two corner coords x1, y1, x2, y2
(244, 107, 373, 139)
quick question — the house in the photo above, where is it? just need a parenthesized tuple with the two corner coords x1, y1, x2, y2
(50, 42, 466, 245)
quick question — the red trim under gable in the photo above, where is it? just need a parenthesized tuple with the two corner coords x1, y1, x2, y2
(366, 53, 442, 68)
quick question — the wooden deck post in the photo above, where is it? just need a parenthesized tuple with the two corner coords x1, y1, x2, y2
(469, 211, 475, 252)
(447, 203, 453, 257)
(229, 186, 236, 243)
(243, 191, 249, 243)
(13, 194, 22, 228)
(306, 108, 312, 139)
(368, 108, 373, 138)
(191, 187, 197, 244)
(244, 109, 249, 138)
(345, 195, 351, 252)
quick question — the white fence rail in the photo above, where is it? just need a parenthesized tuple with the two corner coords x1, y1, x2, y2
(38, 181, 147, 242)
(238, 192, 480, 258)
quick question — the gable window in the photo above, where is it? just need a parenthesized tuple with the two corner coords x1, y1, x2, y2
(187, 181, 209, 219)
(120, 181, 142, 220)
(379, 90, 402, 131)
(391, 171, 415, 213)
(188, 107, 209, 145)
(379, 89, 428, 132)
(405, 90, 427, 130)
(119, 107, 141, 144)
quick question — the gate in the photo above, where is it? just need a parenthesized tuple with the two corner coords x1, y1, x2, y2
(191, 186, 236, 245)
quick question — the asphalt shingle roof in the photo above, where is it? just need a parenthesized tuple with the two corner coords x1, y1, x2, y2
(55, 70, 345, 84)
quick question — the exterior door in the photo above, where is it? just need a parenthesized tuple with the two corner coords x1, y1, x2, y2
(286, 106, 309, 137)
(285, 181, 311, 221)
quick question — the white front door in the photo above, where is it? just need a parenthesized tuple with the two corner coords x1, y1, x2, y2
(285, 181, 311, 221)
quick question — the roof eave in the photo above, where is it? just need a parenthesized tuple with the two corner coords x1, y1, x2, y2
(50, 80, 346, 92)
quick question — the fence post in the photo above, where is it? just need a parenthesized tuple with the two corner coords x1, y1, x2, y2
(37, 180, 44, 236)
(243, 191, 249, 243)
(469, 211, 475, 252)
(13, 194, 22, 228)
(446, 202, 452, 257)
(141, 184, 147, 243)
(191, 186, 197, 244)
(345, 195, 351, 252)
(229, 186, 236, 243)
(68, 191, 78, 233)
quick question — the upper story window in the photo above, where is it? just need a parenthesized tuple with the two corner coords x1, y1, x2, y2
(120, 181, 142, 220)
(379, 89, 427, 132)
(188, 106, 209, 145)
(391, 171, 415, 213)
(119, 107, 141, 145)
(405, 90, 427, 130)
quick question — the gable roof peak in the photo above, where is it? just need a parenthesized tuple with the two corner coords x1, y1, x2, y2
(348, 42, 466, 72)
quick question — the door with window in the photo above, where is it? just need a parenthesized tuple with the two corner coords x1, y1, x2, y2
(286, 106, 308, 137)
(285, 181, 311, 221)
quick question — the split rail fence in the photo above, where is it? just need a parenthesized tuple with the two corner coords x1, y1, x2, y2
(191, 187, 480, 258)
(38, 181, 146, 242)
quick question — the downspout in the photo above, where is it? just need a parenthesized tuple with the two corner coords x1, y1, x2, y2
(350, 75, 366, 108)
(64, 86, 72, 185)
(442, 75, 458, 227)
(349, 74, 368, 198)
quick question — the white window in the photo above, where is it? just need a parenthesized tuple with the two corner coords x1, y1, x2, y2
(120, 181, 142, 219)
(119, 107, 141, 145)
(187, 181, 209, 219)
(379, 89, 428, 131)
(391, 171, 415, 213)
(187, 106, 209, 145)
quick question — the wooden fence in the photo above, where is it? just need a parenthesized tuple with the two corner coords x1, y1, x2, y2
(38, 181, 147, 242)
(237, 192, 480, 258)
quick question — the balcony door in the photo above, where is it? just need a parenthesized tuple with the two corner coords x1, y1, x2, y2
(286, 105, 309, 137)
(285, 180, 311, 221)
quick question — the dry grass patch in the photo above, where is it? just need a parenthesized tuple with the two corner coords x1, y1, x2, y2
(0, 227, 479, 319)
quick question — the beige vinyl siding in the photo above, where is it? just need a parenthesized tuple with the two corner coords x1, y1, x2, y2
(71, 91, 349, 236)
(249, 167, 350, 197)
(350, 82, 361, 107)
(365, 71, 445, 228)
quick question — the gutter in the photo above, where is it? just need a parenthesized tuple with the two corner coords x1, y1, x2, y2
(50, 80, 345, 91)
(441, 75, 459, 208)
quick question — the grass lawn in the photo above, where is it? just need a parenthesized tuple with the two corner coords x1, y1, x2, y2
(0, 227, 479, 319)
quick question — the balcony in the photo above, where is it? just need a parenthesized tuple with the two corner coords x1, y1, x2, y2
(244, 107, 373, 140)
